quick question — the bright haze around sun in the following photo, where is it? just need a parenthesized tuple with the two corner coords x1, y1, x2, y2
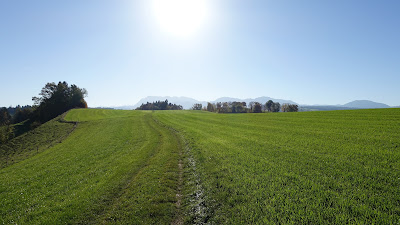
(151, 0, 211, 39)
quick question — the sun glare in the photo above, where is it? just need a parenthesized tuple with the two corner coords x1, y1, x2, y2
(152, 0, 209, 38)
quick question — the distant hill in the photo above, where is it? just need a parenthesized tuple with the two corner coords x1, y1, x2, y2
(300, 100, 391, 111)
(342, 100, 390, 109)
(213, 96, 297, 106)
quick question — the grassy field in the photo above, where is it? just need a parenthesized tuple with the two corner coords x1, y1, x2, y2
(155, 109, 400, 224)
(1, 108, 399, 224)
(0, 109, 184, 224)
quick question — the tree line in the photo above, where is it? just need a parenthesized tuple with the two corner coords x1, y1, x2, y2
(136, 100, 183, 110)
(0, 106, 33, 126)
(0, 81, 87, 144)
(32, 82, 88, 123)
(192, 100, 298, 113)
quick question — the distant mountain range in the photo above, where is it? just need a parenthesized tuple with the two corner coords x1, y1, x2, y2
(214, 97, 297, 105)
(112, 97, 393, 111)
(116, 96, 298, 110)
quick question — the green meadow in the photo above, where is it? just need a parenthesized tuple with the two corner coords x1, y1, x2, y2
(155, 109, 400, 224)
(1, 109, 183, 224)
(1, 108, 400, 224)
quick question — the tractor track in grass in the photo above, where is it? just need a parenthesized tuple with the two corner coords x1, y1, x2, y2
(153, 114, 208, 225)
(151, 117, 184, 225)
(90, 112, 189, 224)
(92, 113, 166, 224)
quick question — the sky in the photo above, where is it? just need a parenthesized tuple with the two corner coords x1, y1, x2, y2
(1, 0, 399, 107)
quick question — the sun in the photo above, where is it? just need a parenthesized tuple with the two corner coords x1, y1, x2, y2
(152, 0, 209, 38)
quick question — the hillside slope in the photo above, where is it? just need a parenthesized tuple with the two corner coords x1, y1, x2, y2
(0, 114, 76, 168)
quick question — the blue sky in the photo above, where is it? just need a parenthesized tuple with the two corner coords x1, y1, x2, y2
(1, 0, 399, 107)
